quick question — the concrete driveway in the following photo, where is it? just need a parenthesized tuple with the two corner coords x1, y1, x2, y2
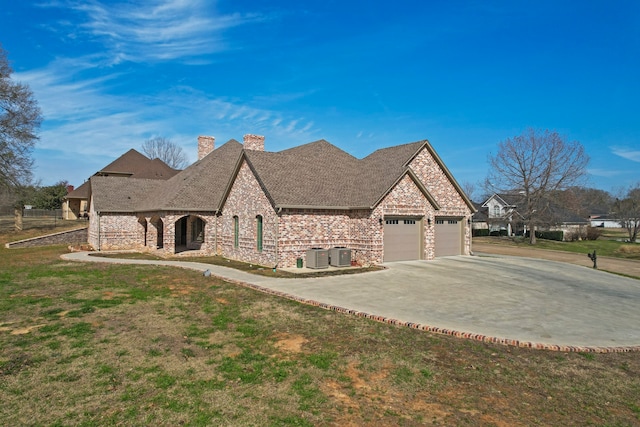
(62, 252, 640, 351)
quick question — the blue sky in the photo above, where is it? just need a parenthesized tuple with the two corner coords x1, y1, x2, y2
(1, 0, 639, 198)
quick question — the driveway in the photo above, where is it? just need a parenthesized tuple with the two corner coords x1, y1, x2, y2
(62, 252, 640, 351)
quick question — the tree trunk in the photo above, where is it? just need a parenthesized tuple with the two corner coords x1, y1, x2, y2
(529, 223, 536, 244)
(14, 208, 23, 231)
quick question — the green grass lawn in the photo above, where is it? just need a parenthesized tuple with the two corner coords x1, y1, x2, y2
(1, 230, 640, 426)
(476, 231, 640, 260)
(518, 237, 640, 259)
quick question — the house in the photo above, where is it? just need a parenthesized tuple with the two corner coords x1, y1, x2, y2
(63, 149, 179, 220)
(473, 193, 589, 239)
(477, 193, 524, 235)
(87, 135, 476, 268)
(589, 214, 624, 228)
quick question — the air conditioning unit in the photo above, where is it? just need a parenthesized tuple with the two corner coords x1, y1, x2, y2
(306, 248, 329, 269)
(329, 247, 351, 267)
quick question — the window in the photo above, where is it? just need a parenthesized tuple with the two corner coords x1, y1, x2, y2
(404, 219, 416, 225)
(385, 219, 399, 225)
(448, 220, 458, 225)
(493, 205, 501, 217)
(256, 215, 263, 252)
(436, 219, 444, 225)
(233, 216, 239, 248)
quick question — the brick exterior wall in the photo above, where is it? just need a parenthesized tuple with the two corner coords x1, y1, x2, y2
(374, 174, 437, 261)
(96, 213, 146, 250)
(408, 148, 473, 255)
(88, 195, 99, 249)
(278, 209, 353, 268)
(90, 144, 472, 265)
(220, 162, 278, 266)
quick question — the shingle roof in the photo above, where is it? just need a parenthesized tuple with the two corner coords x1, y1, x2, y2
(91, 176, 165, 213)
(98, 138, 473, 213)
(97, 149, 179, 179)
(245, 140, 365, 208)
(137, 139, 243, 212)
(66, 181, 90, 199)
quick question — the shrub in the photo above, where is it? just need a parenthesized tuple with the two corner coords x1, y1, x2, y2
(585, 226, 603, 241)
(565, 230, 581, 242)
(525, 230, 565, 241)
(536, 230, 564, 241)
(473, 229, 489, 237)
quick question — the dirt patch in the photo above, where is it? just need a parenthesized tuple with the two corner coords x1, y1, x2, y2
(10, 324, 46, 335)
(168, 284, 197, 296)
(273, 333, 307, 353)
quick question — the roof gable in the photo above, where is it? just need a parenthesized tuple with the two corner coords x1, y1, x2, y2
(138, 140, 243, 212)
(97, 149, 179, 179)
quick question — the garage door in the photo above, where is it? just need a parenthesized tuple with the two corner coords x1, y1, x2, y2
(435, 218, 462, 257)
(384, 218, 421, 262)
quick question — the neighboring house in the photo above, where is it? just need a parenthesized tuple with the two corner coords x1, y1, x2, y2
(480, 193, 524, 235)
(589, 214, 625, 228)
(63, 149, 179, 220)
(473, 193, 588, 239)
(87, 135, 476, 268)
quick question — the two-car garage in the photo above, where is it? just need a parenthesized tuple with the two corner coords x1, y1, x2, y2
(383, 217, 463, 262)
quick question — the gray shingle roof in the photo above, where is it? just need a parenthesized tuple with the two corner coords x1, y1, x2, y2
(98, 149, 179, 179)
(91, 176, 165, 213)
(96, 138, 473, 213)
(137, 139, 243, 212)
(66, 181, 90, 199)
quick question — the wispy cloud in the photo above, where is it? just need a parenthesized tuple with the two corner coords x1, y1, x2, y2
(43, 0, 261, 64)
(611, 146, 640, 163)
(588, 168, 626, 178)
(16, 58, 318, 184)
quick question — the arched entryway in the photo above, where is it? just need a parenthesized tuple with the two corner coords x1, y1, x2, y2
(150, 216, 164, 249)
(174, 215, 206, 252)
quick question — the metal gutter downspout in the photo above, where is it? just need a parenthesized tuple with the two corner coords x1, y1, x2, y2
(214, 210, 219, 255)
(275, 207, 282, 269)
(97, 211, 101, 251)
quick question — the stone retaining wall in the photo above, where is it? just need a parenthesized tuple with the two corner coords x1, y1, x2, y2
(5, 227, 88, 249)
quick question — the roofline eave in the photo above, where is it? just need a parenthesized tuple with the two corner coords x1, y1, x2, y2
(275, 205, 370, 211)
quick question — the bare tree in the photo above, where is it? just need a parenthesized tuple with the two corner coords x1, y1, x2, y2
(461, 180, 479, 202)
(614, 185, 640, 243)
(487, 128, 589, 244)
(141, 136, 188, 169)
(0, 44, 42, 189)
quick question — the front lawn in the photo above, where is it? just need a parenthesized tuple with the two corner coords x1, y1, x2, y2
(1, 230, 640, 425)
(476, 235, 640, 260)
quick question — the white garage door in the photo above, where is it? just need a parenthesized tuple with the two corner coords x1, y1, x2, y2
(384, 218, 421, 262)
(435, 218, 462, 257)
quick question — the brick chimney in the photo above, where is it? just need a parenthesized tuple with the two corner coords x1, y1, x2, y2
(243, 134, 265, 151)
(197, 135, 215, 160)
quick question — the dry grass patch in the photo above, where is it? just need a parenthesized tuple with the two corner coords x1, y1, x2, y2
(616, 244, 640, 255)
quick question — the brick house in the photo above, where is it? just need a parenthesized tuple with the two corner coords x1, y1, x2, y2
(87, 135, 475, 267)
